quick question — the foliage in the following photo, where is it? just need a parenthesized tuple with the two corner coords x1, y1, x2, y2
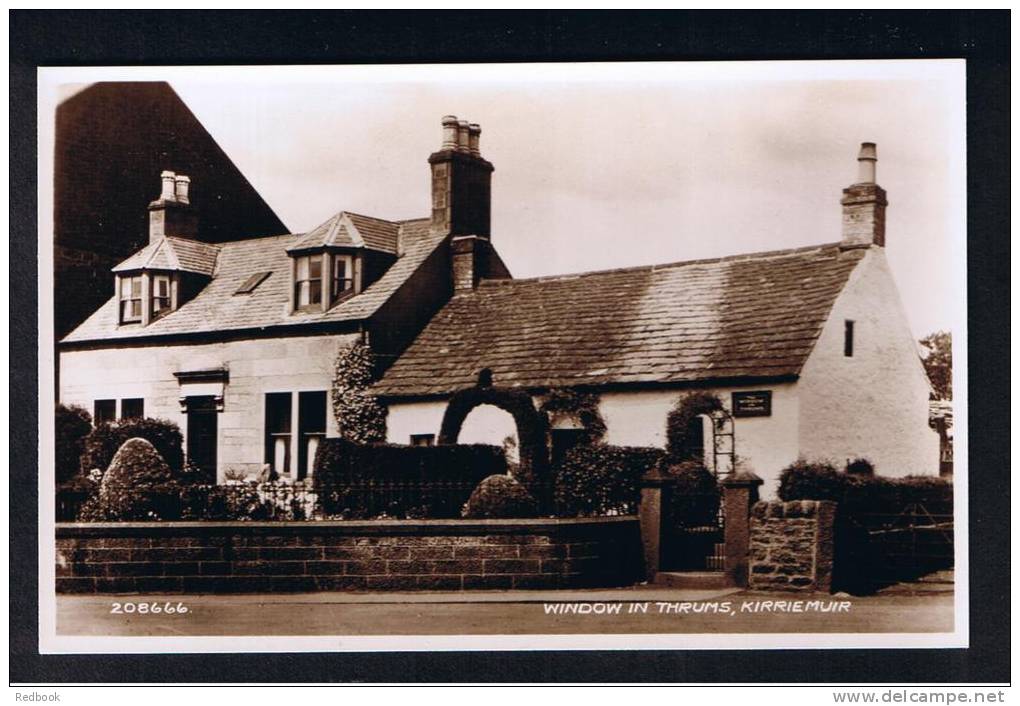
(79, 417, 184, 476)
(438, 385, 550, 489)
(539, 388, 607, 445)
(79, 438, 177, 521)
(461, 475, 539, 519)
(665, 391, 724, 462)
(778, 459, 953, 514)
(55, 404, 93, 484)
(553, 443, 665, 517)
(664, 460, 720, 528)
(330, 341, 387, 444)
(919, 330, 952, 400)
(845, 457, 875, 476)
(312, 438, 507, 518)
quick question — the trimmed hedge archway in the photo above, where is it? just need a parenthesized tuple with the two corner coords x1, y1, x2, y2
(438, 385, 550, 487)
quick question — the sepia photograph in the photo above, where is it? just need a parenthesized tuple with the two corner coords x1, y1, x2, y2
(34, 59, 970, 656)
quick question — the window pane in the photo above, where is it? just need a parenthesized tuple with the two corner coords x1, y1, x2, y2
(156, 277, 169, 296)
(299, 391, 327, 434)
(296, 281, 309, 306)
(131, 300, 141, 318)
(296, 256, 308, 280)
(121, 398, 144, 420)
(131, 277, 142, 297)
(309, 279, 321, 304)
(265, 392, 293, 474)
(334, 258, 346, 281)
(94, 399, 116, 426)
(309, 254, 322, 279)
(120, 277, 130, 298)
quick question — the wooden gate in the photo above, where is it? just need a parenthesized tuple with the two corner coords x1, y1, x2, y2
(850, 503, 954, 587)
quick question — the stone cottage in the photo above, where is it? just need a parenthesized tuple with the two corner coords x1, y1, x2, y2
(58, 116, 940, 494)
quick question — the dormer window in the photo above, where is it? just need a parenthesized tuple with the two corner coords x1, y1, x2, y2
(120, 275, 143, 323)
(294, 254, 324, 311)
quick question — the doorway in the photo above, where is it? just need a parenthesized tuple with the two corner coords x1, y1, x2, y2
(186, 395, 218, 482)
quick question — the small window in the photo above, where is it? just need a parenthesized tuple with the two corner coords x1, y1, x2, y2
(844, 320, 855, 358)
(121, 398, 144, 420)
(265, 392, 292, 475)
(235, 271, 271, 295)
(94, 399, 116, 426)
(331, 256, 355, 304)
(151, 274, 171, 318)
(294, 254, 323, 310)
(410, 434, 435, 447)
(119, 275, 143, 323)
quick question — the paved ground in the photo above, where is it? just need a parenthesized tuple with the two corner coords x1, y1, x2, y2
(56, 581, 954, 636)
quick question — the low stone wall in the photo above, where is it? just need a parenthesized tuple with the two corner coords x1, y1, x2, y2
(56, 517, 641, 593)
(748, 500, 836, 592)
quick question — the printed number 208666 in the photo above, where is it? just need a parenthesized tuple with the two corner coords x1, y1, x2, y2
(110, 602, 189, 614)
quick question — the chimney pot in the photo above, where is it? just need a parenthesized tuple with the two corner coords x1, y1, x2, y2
(856, 142, 877, 184)
(456, 120, 471, 152)
(174, 174, 191, 204)
(160, 170, 177, 201)
(468, 123, 481, 157)
(441, 115, 459, 150)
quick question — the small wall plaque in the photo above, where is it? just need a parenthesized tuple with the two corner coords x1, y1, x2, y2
(732, 390, 772, 417)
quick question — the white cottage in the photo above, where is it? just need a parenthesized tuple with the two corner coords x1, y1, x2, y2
(58, 116, 939, 495)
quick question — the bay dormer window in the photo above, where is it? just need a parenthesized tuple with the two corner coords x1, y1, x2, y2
(119, 275, 143, 323)
(290, 250, 361, 314)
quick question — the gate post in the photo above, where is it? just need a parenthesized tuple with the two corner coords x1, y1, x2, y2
(721, 469, 764, 587)
(639, 466, 674, 581)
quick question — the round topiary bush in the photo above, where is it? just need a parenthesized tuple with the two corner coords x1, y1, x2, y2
(79, 417, 184, 476)
(83, 437, 178, 521)
(462, 475, 539, 519)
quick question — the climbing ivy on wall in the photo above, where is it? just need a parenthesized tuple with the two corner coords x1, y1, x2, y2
(539, 388, 607, 445)
(665, 390, 724, 462)
(330, 341, 387, 444)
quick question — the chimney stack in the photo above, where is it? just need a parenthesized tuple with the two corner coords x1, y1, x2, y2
(429, 114, 493, 239)
(841, 142, 887, 249)
(148, 170, 198, 243)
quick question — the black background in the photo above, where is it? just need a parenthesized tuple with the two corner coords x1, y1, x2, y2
(10, 10, 1009, 684)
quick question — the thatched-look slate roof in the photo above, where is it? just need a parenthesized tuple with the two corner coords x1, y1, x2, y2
(374, 243, 866, 398)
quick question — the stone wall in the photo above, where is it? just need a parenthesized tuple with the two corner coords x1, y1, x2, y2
(748, 500, 836, 592)
(56, 517, 641, 593)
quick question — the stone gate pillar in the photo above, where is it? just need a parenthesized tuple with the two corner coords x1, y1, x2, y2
(721, 469, 764, 587)
(638, 466, 674, 581)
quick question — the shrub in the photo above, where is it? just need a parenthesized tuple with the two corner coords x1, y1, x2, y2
(176, 482, 277, 521)
(79, 417, 184, 475)
(55, 404, 92, 484)
(312, 438, 507, 518)
(665, 460, 720, 527)
(80, 438, 177, 521)
(331, 341, 387, 444)
(778, 459, 952, 514)
(539, 388, 606, 444)
(462, 475, 538, 519)
(665, 391, 724, 462)
(846, 457, 875, 476)
(553, 444, 665, 517)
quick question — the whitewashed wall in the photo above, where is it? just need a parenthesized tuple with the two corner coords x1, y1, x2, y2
(59, 333, 358, 481)
(797, 248, 940, 477)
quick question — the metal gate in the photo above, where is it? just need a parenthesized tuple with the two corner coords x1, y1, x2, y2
(852, 503, 954, 586)
(662, 489, 725, 572)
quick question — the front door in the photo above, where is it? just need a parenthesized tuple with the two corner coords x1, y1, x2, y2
(186, 396, 218, 482)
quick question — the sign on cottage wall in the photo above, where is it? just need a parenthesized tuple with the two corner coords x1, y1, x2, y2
(732, 391, 772, 417)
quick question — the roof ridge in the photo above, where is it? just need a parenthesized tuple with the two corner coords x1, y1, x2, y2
(344, 211, 400, 226)
(478, 241, 852, 287)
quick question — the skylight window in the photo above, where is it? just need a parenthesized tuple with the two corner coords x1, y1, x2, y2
(234, 271, 272, 295)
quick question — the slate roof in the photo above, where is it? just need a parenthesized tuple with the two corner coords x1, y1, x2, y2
(62, 218, 442, 344)
(111, 236, 220, 276)
(286, 211, 400, 254)
(374, 243, 868, 398)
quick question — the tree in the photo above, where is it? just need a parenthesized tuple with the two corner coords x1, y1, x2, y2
(330, 341, 387, 444)
(920, 331, 952, 400)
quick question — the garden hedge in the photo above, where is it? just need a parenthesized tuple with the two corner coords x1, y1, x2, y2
(553, 443, 665, 517)
(312, 438, 507, 518)
(55, 403, 92, 484)
(778, 459, 953, 514)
